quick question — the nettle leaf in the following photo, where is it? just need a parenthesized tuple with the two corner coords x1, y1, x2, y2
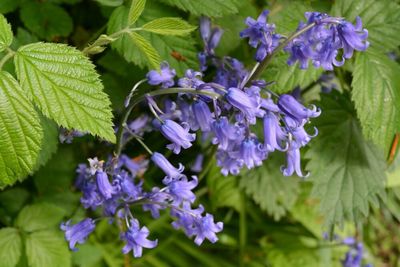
(262, 51, 323, 94)
(142, 18, 197, 36)
(14, 42, 116, 142)
(108, 1, 198, 75)
(159, 0, 242, 17)
(306, 91, 386, 227)
(331, 0, 400, 52)
(0, 71, 43, 188)
(352, 48, 400, 155)
(0, 228, 22, 267)
(16, 203, 65, 232)
(130, 32, 162, 69)
(20, 1, 73, 40)
(128, 0, 146, 25)
(0, 14, 13, 52)
(270, 1, 310, 36)
(239, 154, 299, 220)
(26, 230, 71, 267)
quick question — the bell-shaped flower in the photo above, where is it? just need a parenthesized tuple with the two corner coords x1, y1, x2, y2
(278, 94, 321, 124)
(160, 119, 196, 154)
(280, 146, 309, 177)
(192, 100, 212, 132)
(121, 219, 158, 258)
(226, 87, 261, 124)
(151, 152, 185, 180)
(216, 150, 243, 176)
(211, 117, 244, 150)
(146, 62, 176, 88)
(263, 112, 288, 152)
(337, 16, 369, 59)
(96, 171, 115, 200)
(235, 137, 266, 169)
(61, 218, 96, 251)
(193, 214, 223, 246)
(165, 176, 198, 205)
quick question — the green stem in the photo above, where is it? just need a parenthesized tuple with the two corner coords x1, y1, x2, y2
(243, 22, 317, 87)
(239, 193, 247, 267)
(0, 48, 15, 70)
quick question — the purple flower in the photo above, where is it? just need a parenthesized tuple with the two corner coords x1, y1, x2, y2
(96, 171, 115, 200)
(88, 157, 103, 175)
(127, 115, 150, 136)
(117, 172, 142, 200)
(199, 17, 223, 55)
(285, 39, 314, 69)
(193, 214, 223, 246)
(59, 127, 84, 144)
(146, 62, 176, 88)
(171, 202, 204, 237)
(178, 69, 204, 88)
(226, 87, 261, 124)
(281, 147, 309, 177)
(240, 10, 272, 48)
(190, 154, 204, 173)
(151, 152, 185, 180)
(216, 150, 243, 176)
(236, 138, 266, 169)
(278, 94, 321, 124)
(142, 188, 171, 218)
(255, 34, 281, 61)
(263, 112, 288, 152)
(337, 17, 369, 59)
(61, 218, 96, 251)
(160, 120, 196, 154)
(121, 219, 158, 258)
(289, 123, 318, 148)
(198, 52, 207, 71)
(165, 176, 198, 204)
(211, 117, 244, 150)
(80, 181, 102, 209)
(192, 100, 212, 132)
(200, 17, 211, 42)
(120, 154, 148, 177)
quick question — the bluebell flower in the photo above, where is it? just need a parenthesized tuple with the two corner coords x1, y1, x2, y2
(165, 176, 198, 204)
(80, 181, 103, 209)
(121, 219, 158, 258)
(192, 100, 212, 132)
(285, 39, 314, 69)
(211, 117, 244, 150)
(278, 94, 321, 124)
(120, 154, 148, 177)
(281, 147, 309, 177)
(146, 62, 176, 88)
(289, 123, 318, 148)
(151, 152, 185, 180)
(171, 202, 204, 237)
(198, 52, 207, 71)
(216, 150, 243, 176)
(96, 171, 115, 200)
(178, 69, 204, 88)
(190, 154, 204, 173)
(236, 138, 266, 169)
(142, 188, 171, 218)
(240, 10, 271, 48)
(337, 17, 369, 59)
(200, 17, 211, 42)
(127, 115, 150, 136)
(160, 119, 196, 154)
(193, 213, 223, 246)
(117, 171, 142, 200)
(199, 17, 223, 55)
(88, 157, 103, 175)
(263, 112, 288, 152)
(226, 87, 261, 124)
(312, 28, 344, 70)
(255, 35, 280, 61)
(61, 218, 96, 251)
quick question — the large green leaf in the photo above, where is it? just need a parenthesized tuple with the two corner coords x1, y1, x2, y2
(331, 0, 400, 52)
(0, 71, 43, 188)
(128, 0, 146, 25)
(14, 42, 115, 142)
(0, 228, 22, 267)
(142, 18, 196, 35)
(0, 14, 13, 52)
(26, 230, 71, 267)
(239, 154, 299, 220)
(130, 32, 162, 69)
(306, 91, 386, 227)
(352, 48, 400, 155)
(16, 203, 66, 232)
(159, 0, 242, 17)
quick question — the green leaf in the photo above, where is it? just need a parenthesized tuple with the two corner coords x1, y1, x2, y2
(14, 42, 116, 142)
(159, 0, 242, 17)
(94, 0, 123, 6)
(26, 230, 71, 267)
(0, 0, 20, 14)
(0, 71, 43, 188)
(130, 32, 162, 69)
(0, 14, 13, 52)
(270, 1, 310, 36)
(306, 91, 386, 227)
(142, 18, 196, 36)
(262, 52, 323, 94)
(20, 2, 73, 40)
(34, 115, 59, 170)
(239, 153, 299, 220)
(128, 0, 146, 25)
(0, 228, 22, 267)
(16, 203, 65, 232)
(331, 0, 400, 52)
(72, 243, 102, 267)
(352, 48, 400, 155)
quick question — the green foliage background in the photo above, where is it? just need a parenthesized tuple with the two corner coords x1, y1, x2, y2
(0, 0, 400, 266)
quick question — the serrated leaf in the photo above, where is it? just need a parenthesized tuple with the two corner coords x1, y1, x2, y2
(331, 0, 400, 52)
(0, 228, 22, 267)
(142, 17, 196, 35)
(159, 0, 242, 17)
(128, 0, 146, 25)
(0, 14, 13, 52)
(262, 52, 323, 93)
(306, 91, 386, 227)
(239, 154, 299, 220)
(16, 203, 66, 232)
(26, 230, 71, 267)
(34, 115, 59, 171)
(20, 2, 73, 40)
(14, 42, 115, 142)
(130, 32, 161, 69)
(352, 48, 400, 155)
(270, 1, 311, 36)
(0, 71, 43, 188)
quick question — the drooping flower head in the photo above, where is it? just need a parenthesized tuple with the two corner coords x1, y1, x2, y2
(146, 62, 176, 88)
(151, 152, 185, 180)
(121, 219, 158, 258)
(61, 218, 96, 251)
(160, 119, 196, 154)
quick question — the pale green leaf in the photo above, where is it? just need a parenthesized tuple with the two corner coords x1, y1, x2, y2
(239, 154, 299, 220)
(159, 0, 242, 17)
(306, 91, 386, 227)
(16, 203, 65, 232)
(331, 0, 400, 51)
(0, 71, 43, 188)
(142, 17, 196, 36)
(352, 48, 400, 155)
(128, 0, 146, 25)
(0, 228, 22, 267)
(130, 32, 161, 69)
(14, 42, 116, 142)
(26, 230, 71, 267)
(0, 14, 13, 52)
(94, 0, 123, 6)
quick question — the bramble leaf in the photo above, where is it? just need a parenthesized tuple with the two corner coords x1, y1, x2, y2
(0, 71, 43, 189)
(128, 0, 146, 25)
(159, 0, 242, 17)
(14, 42, 116, 142)
(16, 203, 65, 232)
(142, 18, 197, 36)
(0, 228, 22, 267)
(130, 32, 161, 69)
(0, 14, 13, 52)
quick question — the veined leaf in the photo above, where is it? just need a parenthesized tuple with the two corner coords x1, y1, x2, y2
(0, 71, 43, 188)
(128, 0, 146, 25)
(94, 0, 123, 6)
(130, 32, 161, 69)
(26, 230, 71, 267)
(14, 42, 115, 142)
(142, 18, 196, 36)
(16, 203, 66, 232)
(0, 228, 22, 267)
(159, 0, 242, 17)
(0, 14, 13, 52)
(352, 48, 400, 155)
(306, 91, 386, 227)
(34, 115, 59, 171)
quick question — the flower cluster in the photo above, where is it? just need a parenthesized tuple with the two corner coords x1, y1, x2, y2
(341, 237, 373, 267)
